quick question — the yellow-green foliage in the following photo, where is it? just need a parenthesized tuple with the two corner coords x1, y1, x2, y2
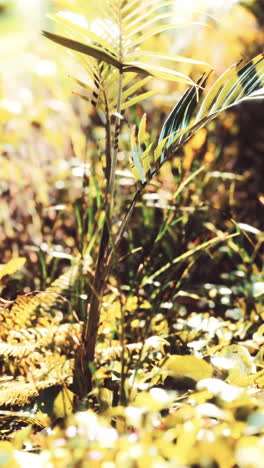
(0, 262, 81, 412)
(0, 264, 79, 336)
(0, 0, 264, 465)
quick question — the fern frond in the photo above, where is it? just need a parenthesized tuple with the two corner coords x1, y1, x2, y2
(0, 360, 73, 407)
(97, 341, 142, 361)
(4, 324, 82, 356)
(0, 411, 48, 440)
(0, 343, 36, 358)
(30, 356, 73, 385)
(97, 335, 170, 362)
(0, 381, 39, 407)
(0, 264, 79, 338)
(130, 53, 264, 186)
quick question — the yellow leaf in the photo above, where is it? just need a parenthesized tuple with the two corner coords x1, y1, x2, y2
(235, 436, 264, 468)
(0, 257, 26, 281)
(0, 441, 20, 468)
(53, 387, 75, 418)
(158, 419, 201, 464)
(150, 313, 169, 334)
(191, 440, 235, 468)
(188, 390, 213, 405)
(98, 388, 113, 409)
(134, 388, 177, 411)
(164, 355, 213, 381)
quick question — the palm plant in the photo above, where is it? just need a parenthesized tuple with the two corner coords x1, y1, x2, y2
(43, 0, 264, 404)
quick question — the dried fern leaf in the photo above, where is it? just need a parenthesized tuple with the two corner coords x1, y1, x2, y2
(0, 360, 73, 407)
(0, 411, 48, 440)
(0, 343, 36, 358)
(7, 323, 81, 350)
(0, 382, 39, 407)
(0, 264, 79, 337)
(97, 341, 142, 361)
(30, 356, 73, 385)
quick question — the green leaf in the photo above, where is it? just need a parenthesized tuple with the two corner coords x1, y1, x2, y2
(127, 50, 212, 68)
(121, 76, 152, 101)
(158, 73, 209, 162)
(138, 113, 147, 149)
(130, 126, 147, 185)
(111, 76, 152, 107)
(124, 61, 196, 85)
(121, 90, 156, 110)
(195, 60, 242, 122)
(194, 52, 264, 123)
(42, 31, 122, 69)
(69, 75, 100, 95)
(131, 53, 264, 187)
(122, 0, 176, 27)
(48, 13, 118, 58)
(125, 13, 193, 38)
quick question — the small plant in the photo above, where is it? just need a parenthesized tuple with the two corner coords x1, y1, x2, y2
(42, 0, 264, 405)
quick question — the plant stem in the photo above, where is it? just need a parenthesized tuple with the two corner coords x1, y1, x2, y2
(105, 189, 141, 274)
(109, 70, 123, 212)
(73, 16, 125, 402)
(119, 295, 126, 406)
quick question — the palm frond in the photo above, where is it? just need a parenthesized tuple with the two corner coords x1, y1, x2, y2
(43, 0, 206, 115)
(158, 73, 210, 161)
(42, 31, 121, 68)
(126, 51, 211, 68)
(130, 53, 264, 186)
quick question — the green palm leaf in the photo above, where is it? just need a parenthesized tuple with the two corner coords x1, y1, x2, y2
(131, 53, 264, 186)
(42, 31, 122, 69)
(158, 73, 210, 162)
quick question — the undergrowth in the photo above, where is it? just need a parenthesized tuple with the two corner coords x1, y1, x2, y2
(0, 0, 263, 467)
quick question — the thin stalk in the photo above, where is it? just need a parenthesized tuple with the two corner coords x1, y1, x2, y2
(80, 160, 112, 398)
(119, 294, 126, 406)
(73, 90, 113, 401)
(105, 189, 141, 273)
(109, 26, 123, 214)
(104, 89, 112, 184)
(74, 16, 125, 401)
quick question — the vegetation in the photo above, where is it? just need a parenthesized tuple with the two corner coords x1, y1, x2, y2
(0, 0, 263, 466)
